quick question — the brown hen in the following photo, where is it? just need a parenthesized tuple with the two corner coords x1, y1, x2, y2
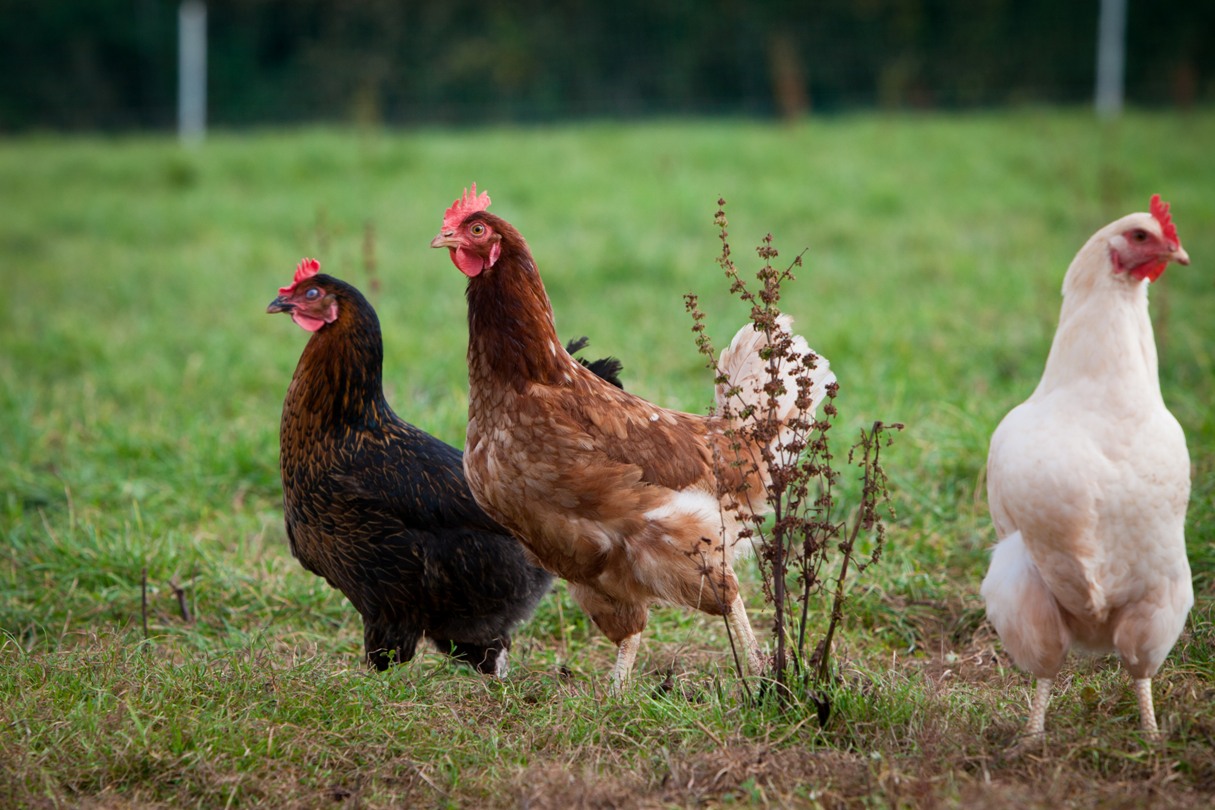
(431, 185, 836, 687)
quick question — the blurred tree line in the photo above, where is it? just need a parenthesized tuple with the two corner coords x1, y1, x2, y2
(1, 0, 1211, 131)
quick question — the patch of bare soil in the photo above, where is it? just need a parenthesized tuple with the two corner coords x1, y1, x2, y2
(513, 745, 872, 809)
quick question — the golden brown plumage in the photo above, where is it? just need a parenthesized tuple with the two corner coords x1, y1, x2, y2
(432, 186, 836, 686)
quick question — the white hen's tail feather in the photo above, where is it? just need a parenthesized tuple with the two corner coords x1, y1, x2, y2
(981, 531, 1072, 678)
(715, 315, 836, 510)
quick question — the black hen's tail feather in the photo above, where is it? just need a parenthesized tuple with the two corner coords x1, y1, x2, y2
(564, 336, 624, 389)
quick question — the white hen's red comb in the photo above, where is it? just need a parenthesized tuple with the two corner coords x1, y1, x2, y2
(278, 257, 321, 295)
(442, 183, 491, 232)
(1150, 194, 1179, 249)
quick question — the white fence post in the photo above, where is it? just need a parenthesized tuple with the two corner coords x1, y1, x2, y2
(178, 1, 207, 143)
(1095, 0, 1127, 119)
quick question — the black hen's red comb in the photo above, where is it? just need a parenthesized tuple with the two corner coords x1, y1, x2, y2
(1150, 194, 1179, 249)
(279, 257, 321, 295)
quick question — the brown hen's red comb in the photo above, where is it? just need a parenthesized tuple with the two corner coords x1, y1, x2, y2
(1150, 194, 1179, 249)
(279, 257, 321, 295)
(442, 183, 491, 231)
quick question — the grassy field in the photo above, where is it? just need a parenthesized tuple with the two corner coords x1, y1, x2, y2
(2, 110, 1214, 808)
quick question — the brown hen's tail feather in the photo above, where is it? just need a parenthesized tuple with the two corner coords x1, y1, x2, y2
(715, 314, 836, 505)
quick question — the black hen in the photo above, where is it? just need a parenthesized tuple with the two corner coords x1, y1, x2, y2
(267, 258, 622, 674)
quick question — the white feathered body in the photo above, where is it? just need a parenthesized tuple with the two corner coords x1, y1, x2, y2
(982, 215, 1193, 681)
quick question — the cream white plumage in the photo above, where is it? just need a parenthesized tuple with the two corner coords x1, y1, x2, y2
(982, 200, 1193, 739)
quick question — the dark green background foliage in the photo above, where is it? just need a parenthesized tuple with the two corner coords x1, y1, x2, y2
(2, 0, 1213, 131)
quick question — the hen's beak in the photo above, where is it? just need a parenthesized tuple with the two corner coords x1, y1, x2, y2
(1172, 246, 1190, 266)
(266, 295, 293, 314)
(430, 231, 458, 250)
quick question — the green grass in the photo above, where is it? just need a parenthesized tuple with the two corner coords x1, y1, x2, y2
(2, 109, 1214, 808)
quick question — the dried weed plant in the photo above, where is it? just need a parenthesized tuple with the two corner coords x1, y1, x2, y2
(685, 198, 902, 713)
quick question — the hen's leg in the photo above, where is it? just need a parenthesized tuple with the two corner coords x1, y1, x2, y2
(1024, 677, 1053, 737)
(610, 634, 642, 692)
(567, 582, 650, 690)
(436, 637, 510, 677)
(1134, 678, 1159, 737)
(727, 594, 764, 676)
(364, 621, 419, 671)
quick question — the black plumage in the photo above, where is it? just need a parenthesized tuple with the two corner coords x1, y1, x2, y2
(566, 335, 623, 389)
(267, 269, 622, 674)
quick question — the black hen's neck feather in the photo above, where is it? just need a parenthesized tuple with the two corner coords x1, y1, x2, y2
(289, 279, 391, 432)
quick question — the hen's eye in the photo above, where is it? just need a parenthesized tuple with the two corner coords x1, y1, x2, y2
(470, 223, 486, 237)
(1132, 230, 1148, 242)
(305, 288, 321, 300)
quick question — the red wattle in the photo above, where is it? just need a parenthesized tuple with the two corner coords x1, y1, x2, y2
(1131, 262, 1167, 283)
(291, 300, 338, 332)
(453, 247, 484, 278)
(292, 312, 328, 332)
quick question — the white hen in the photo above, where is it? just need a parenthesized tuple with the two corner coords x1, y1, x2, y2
(982, 195, 1193, 740)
